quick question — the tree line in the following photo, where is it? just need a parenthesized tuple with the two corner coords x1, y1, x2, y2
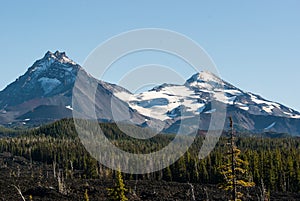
(0, 119, 299, 194)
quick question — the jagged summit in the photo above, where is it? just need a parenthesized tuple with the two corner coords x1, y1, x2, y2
(0, 51, 81, 109)
(43, 51, 76, 65)
(0, 51, 143, 127)
(26, 51, 78, 79)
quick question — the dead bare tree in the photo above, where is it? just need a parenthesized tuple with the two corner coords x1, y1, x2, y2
(203, 187, 209, 201)
(57, 169, 67, 195)
(188, 183, 196, 201)
(17, 165, 20, 177)
(12, 185, 26, 201)
(53, 159, 57, 178)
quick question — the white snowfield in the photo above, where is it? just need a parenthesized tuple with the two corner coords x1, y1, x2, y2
(115, 71, 300, 120)
(115, 85, 205, 120)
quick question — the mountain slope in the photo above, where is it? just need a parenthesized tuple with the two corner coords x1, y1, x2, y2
(114, 71, 300, 135)
(0, 51, 145, 126)
(1, 51, 300, 135)
(0, 51, 79, 108)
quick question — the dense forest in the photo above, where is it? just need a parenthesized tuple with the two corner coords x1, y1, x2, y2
(0, 119, 299, 200)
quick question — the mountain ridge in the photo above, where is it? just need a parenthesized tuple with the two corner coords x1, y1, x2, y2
(0, 51, 145, 126)
(1, 51, 300, 135)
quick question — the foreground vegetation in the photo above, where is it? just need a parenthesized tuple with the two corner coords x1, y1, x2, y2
(0, 119, 299, 200)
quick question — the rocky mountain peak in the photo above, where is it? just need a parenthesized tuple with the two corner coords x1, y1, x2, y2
(42, 51, 76, 65)
(185, 71, 236, 91)
(26, 51, 78, 78)
(0, 51, 82, 109)
(186, 71, 222, 84)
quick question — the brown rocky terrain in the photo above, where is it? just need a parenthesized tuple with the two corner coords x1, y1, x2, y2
(1, 152, 299, 201)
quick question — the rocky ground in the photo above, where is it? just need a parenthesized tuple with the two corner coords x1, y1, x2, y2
(0, 152, 299, 201)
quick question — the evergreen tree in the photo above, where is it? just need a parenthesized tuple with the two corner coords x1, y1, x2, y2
(107, 170, 128, 201)
(219, 117, 255, 201)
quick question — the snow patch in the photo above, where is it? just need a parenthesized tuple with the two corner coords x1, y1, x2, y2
(264, 122, 276, 130)
(50, 51, 77, 65)
(60, 57, 76, 65)
(197, 105, 206, 113)
(204, 109, 216, 114)
(31, 58, 55, 75)
(66, 105, 73, 111)
(239, 106, 249, 111)
(214, 92, 236, 104)
(0, 110, 7, 114)
(189, 82, 213, 90)
(250, 94, 280, 107)
(262, 106, 274, 113)
(224, 89, 243, 96)
(38, 77, 61, 94)
(193, 71, 222, 83)
(236, 102, 250, 111)
(283, 112, 300, 119)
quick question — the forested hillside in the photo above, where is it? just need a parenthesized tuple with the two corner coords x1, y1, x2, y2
(0, 119, 299, 200)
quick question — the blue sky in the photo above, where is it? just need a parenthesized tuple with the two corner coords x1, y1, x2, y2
(0, 1, 300, 110)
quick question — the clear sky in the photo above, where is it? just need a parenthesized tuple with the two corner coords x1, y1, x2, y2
(0, 1, 299, 110)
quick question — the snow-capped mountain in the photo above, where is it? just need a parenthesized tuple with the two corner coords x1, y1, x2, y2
(0, 51, 144, 126)
(185, 71, 300, 119)
(115, 71, 300, 120)
(114, 71, 300, 135)
(0, 51, 79, 108)
(1, 51, 300, 135)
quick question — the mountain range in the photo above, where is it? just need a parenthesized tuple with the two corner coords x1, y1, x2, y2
(1, 51, 300, 135)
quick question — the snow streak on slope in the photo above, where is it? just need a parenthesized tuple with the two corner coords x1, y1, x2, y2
(264, 122, 276, 130)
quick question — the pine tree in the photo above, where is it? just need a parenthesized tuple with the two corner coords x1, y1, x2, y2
(107, 170, 128, 201)
(219, 117, 255, 201)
